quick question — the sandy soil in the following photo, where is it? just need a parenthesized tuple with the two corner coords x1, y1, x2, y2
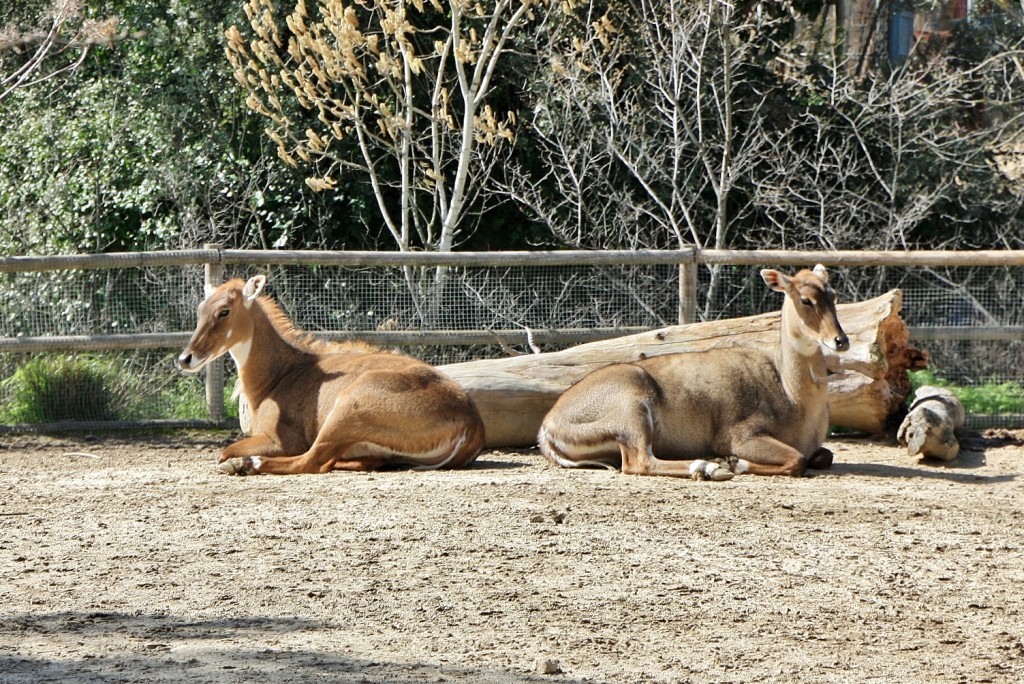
(2, 430, 1024, 683)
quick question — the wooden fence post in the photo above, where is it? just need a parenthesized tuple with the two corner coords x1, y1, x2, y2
(203, 243, 226, 424)
(678, 255, 698, 325)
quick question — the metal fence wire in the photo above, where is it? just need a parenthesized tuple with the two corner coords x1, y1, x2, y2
(1, 252, 1022, 430)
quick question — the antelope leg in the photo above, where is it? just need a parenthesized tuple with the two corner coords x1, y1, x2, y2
(219, 434, 287, 463)
(730, 436, 807, 477)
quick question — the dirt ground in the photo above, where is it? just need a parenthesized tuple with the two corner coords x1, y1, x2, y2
(2, 430, 1024, 684)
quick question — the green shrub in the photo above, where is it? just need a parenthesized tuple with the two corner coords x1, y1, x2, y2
(157, 377, 239, 421)
(159, 377, 208, 420)
(0, 354, 240, 425)
(908, 369, 1024, 416)
(1, 354, 131, 423)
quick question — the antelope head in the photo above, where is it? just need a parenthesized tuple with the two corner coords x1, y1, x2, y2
(177, 275, 266, 372)
(761, 264, 850, 355)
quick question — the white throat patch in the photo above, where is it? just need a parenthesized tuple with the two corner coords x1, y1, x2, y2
(229, 338, 252, 370)
(786, 326, 821, 357)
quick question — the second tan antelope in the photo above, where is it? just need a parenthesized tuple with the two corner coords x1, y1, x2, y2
(178, 275, 485, 475)
(538, 265, 849, 480)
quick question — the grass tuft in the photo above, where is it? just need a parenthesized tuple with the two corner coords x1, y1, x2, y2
(1, 355, 131, 423)
(0, 354, 239, 424)
(909, 369, 1024, 416)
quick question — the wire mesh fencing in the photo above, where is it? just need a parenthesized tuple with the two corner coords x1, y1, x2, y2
(702, 262, 1024, 383)
(1, 251, 1022, 430)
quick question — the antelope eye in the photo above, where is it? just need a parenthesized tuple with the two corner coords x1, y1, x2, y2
(217, 308, 230, 318)
(800, 297, 813, 307)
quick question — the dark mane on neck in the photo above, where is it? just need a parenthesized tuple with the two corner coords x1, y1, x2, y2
(253, 293, 381, 355)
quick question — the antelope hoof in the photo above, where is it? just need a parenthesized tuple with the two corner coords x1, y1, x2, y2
(808, 448, 834, 470)
(219, 456, 258, 476)
(688, 459, 735, 482)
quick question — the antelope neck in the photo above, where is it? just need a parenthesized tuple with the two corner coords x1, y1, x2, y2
(232, 303, 306, 405)
(776, 302, 829, 402)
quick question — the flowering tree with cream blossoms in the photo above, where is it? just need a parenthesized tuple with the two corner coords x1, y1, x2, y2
(226, 0, 545, 253)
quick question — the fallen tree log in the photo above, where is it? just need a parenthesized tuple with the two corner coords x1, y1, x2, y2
(440, 289, 926, 448)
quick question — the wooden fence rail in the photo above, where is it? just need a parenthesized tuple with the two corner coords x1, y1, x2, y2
(6, 247, 1024, 271)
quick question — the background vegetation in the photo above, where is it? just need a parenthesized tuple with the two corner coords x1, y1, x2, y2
(2, 0, 1022, 256)
(910, 368, 1024, 417)
(0, 352, 243, 423)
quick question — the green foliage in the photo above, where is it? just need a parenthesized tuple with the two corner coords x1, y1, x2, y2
(160, 376, 239, 421)
(159, 377, 208, 421)
(909, 369, 1024, 416)
(1, 354, 132, 422)
(0, 0, 368, 255)
(2, 0, 1023, 256)
(0, 353, 239, 424)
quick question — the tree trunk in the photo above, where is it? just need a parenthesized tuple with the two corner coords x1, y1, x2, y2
(440, 289, 925, 448)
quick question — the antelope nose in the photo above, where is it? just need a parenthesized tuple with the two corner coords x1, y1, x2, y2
(835, 335, 850, 352)
(177, 352, 192, 370)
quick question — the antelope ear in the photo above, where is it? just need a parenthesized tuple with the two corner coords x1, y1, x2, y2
(761, 269, 790, 293)
(204, 283, 216, 299)
(242, 275, 266, 306)
(813, 264, 829, 282)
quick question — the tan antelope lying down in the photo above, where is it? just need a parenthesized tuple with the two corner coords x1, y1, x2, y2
(178, 275, 485, 475)
(538, 265, 850, 481)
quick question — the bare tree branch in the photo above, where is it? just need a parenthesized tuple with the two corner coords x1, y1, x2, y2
(0, 1, 122, 101)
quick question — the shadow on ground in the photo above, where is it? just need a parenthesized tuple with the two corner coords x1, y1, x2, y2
(1, 611, 600, 684)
